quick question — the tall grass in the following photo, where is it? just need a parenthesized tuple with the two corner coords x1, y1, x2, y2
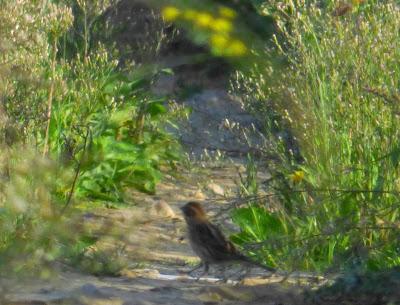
(231, 1, 400, 272)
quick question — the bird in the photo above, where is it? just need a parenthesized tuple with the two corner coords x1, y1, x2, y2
(180, 201, 276, 276)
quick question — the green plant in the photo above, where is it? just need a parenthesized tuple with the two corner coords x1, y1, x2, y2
(231, 0, 400, 272)
(47, 51, 182, 202)
(236, 155, 259, 197)
(59, 0, 114, 59)
(0, 1, 73, 142)
(0, 0, 185, 278)
(65, 239, 128, 276)
(0, 146, 135, 276)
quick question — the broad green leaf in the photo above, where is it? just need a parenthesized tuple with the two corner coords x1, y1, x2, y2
(147, 101, 167, 117)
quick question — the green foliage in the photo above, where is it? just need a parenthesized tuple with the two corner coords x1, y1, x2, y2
(236, 155, 259, 197)
(0, 0, 73, 140)
(1, 0, 182, 203)
(0, 0, 183, 276)
(230, 0, 400, 272)
(58, 0, 114, 59)
(48, 52, 182, 202)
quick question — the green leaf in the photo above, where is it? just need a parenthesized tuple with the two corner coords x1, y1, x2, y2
(147, 101, 167, 117)
(80, 179, 102, 193)
(102, 81, 119, 95)
(79, 235, 98, 247)
(231, 206, 284, 243)
(372, 174, 385, 201)
(109, 106, 136, 126)
(128, 78, 147, 91)
(161, 68, 174, 75)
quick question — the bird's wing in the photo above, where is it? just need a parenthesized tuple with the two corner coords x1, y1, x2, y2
(195, 222, 237, 260)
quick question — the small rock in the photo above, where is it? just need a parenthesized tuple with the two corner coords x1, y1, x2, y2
(80, 283, 105, 297)
(174, 194, 190, 201)
(207, 183, 225, 196)
(82, 212, 97, 219)
(193, 190, 206, 200)
(150, 200, 177, 219)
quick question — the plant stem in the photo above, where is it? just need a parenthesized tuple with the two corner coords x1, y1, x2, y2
(43, 38, 58, 157)
(61, 127, 90, 214)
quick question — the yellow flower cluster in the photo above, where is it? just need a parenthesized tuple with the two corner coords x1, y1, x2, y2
(161, 5, 247, 57)
(162, 6, 180, 21)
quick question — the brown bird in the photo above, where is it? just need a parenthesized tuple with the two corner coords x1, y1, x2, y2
(181, 201, 276, 275)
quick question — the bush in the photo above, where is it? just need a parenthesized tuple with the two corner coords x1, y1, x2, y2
(1, 0, 183, 203)
(47, 51, 182, 202)
(0, 0, 73, 140)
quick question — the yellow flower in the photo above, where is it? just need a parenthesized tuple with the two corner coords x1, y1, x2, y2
(183, 9, 197, 20)
(289, 170, 305, 183)
(162, 6, 180, 21)
(218, 6, 237, 19)
(226, 39, 247, 56)
(210, 34, 229, 55)
(210, 18, 233, 33)
(195, 12, 213, 27)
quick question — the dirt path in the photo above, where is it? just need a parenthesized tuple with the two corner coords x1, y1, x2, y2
(1, 161, 314, 305)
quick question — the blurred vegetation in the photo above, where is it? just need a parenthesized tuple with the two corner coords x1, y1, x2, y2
(0, 149, 72, 274)
(160, 0, 275, 59)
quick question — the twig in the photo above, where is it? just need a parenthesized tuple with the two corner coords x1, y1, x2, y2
(245, 223, 400, 250)
(61, 127, 90, 214)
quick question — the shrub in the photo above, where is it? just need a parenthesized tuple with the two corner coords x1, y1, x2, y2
(0, 0, 73, 140)
(48, 51, 182, 202)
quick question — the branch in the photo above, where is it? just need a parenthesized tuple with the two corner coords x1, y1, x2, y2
(61, 127, 90, 215)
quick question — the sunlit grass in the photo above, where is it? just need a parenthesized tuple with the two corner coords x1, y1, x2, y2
(232, 0, 400, 272)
